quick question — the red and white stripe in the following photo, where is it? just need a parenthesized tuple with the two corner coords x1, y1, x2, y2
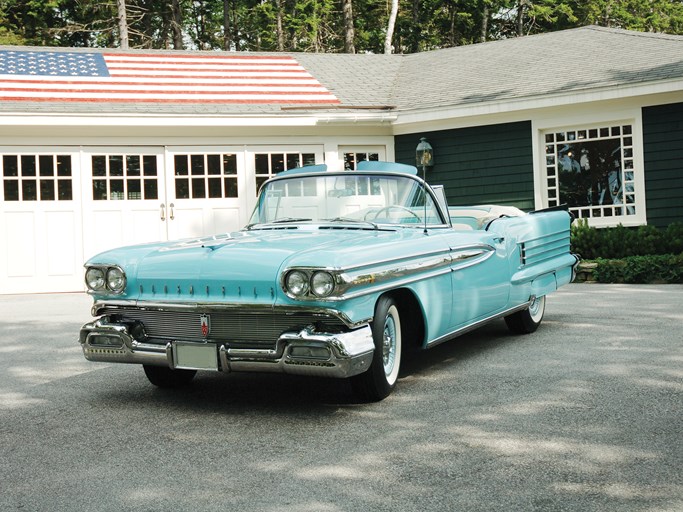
(0, 53, 340, 104)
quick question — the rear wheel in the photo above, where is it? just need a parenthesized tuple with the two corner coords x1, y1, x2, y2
(505, 295, 546, 334)
(143, 365, 197, 388)
(351, 296, 402, 402)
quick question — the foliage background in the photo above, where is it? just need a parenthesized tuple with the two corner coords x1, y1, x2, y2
(1, 0, 682, 53)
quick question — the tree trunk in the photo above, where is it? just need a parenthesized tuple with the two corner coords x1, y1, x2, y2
(516, 0, 525, 36)
(223, 0, 232, 50)
(448, 0, 459, 47)
(385, 0, 398, 54)
(171, 0, 184, 49)
(117, 0, 129, 49)
(342, 0, 355, 53)
(480, 2, 489, 42)
(276, 0, 285, 51)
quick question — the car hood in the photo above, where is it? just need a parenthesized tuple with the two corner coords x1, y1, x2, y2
(87, 226, 467, 304)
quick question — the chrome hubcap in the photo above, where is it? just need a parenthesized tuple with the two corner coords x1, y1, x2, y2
(383, 316, 396, 376)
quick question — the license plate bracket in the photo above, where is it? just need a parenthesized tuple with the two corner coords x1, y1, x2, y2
(173, 342, 218, 371)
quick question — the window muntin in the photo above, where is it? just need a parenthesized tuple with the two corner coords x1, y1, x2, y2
(173, 153, 237, 200)
(92, 154, 159, 201)
(343, 151, 380, 170)
(2, 154, 73, 202)
(544, 125, 636, 220)
(254, 152, 316, 192)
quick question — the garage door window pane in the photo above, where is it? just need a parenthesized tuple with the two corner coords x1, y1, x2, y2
(92, 154, 159, 201)
(2, 153, 72, 202)
(3, 180, 19, 201)
(58, 180, 73, 201)
(3, 155, 18, 177)
(39, 155, 54, 176)
(22, 180, 37, 201)
(40, 179, 55, 201)
(173, 153, 239, 200)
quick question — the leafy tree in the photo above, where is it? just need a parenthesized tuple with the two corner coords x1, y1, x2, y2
(1, 0, 682, 51)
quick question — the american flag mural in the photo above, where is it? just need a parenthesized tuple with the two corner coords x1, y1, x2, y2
(0, 50, 339, 104)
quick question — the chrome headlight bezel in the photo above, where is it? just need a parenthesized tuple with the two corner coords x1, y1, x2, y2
(106, 267, 127, 294)
(282, 268, 340, 300)
(285, 270, 310, 297)
(311, 271, 335, 298)
(85, 267, 106, 291)
(85, 264, 127, 295)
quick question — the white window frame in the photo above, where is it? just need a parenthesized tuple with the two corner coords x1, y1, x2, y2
(534, 111, 647, 228)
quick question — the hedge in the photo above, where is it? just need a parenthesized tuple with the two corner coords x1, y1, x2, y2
(570, 221, 683, 284)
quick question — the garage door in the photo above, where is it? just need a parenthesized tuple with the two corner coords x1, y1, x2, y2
(1, 145, 324, 294)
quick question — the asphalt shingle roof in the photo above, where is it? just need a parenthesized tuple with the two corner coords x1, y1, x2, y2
(392, 26, 683, 113)
(0, 26, 681, 117)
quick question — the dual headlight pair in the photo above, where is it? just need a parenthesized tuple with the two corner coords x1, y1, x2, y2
(284, 269, 336, 299)
(85, 265, 126, 294)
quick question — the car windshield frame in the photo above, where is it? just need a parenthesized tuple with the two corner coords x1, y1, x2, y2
(248, 171, 448, 228)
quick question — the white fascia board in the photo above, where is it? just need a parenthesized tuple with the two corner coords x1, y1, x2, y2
(0, 111, 398, 128)
(392, 79, 683, 133)
(0, 114, 320, 127)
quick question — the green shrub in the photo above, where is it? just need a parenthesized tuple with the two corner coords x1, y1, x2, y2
(571, 220, 683, 259)
(592, 254, 683, 284)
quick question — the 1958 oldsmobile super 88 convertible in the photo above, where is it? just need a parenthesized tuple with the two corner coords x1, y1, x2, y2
(79, 161, 579, 401)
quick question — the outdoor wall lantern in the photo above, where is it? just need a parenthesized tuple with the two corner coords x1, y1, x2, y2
(415, 137, 434, 169)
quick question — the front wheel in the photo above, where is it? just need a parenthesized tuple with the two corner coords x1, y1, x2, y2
(505, 295, 546, 334)
(351, 296, 402, 402)
(143, 365, 197, 388)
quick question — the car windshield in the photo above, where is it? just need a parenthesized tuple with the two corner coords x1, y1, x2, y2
(249, 173, 444, 227)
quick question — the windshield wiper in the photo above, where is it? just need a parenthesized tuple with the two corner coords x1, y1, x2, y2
(270, 217, 312, 223)
(325, 217, 379, 230)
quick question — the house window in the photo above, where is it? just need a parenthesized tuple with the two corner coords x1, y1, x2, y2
(92, 154, 159, 201)
(173, 153, 238, 200)
(254, 152, 316, 192)
(2, 154, 73, 201)
(343, 151, 380, 170)
(544, 125, 636, 220)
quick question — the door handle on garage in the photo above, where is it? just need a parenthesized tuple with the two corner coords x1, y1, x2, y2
(160, 203, 166, 221)
(169, 203, 175, 221)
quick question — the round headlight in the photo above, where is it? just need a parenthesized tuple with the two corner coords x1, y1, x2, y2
(106, 267, 126, 293)
(85, 267, 105, 291)
(311, 271, 335, 297)
(286, 270, 309, 297)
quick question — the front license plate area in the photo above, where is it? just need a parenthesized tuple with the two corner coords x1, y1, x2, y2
(173, 342, 218, 370)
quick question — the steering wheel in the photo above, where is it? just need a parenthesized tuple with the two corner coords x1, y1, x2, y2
(369, 205, 421, 222)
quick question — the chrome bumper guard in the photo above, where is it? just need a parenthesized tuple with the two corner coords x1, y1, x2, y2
(79, 317, 374, 379)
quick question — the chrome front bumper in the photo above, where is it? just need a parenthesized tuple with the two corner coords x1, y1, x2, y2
(79, 317, 374, 378)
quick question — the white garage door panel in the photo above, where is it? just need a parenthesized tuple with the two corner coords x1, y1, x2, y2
(5, 212, 36, 277)
(169, 207, 205, 240)
(213, 208, 242, 233)
(46, 211, 76, 276)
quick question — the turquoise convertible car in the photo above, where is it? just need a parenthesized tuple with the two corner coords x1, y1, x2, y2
(79, 161, 578, 401)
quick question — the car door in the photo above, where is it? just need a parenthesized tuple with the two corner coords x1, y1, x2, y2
(449, 233, 511, 330)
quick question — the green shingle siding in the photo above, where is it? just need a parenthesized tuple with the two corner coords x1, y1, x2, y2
(643, 102, 683, 228)
(395, 121, 534, 210)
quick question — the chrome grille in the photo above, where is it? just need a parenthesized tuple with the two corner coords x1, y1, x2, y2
(99, 307, 346, 346)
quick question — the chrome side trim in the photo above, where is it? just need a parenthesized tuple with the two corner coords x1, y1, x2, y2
(281, 244, 494, 302)
(426, 301, 532, 349)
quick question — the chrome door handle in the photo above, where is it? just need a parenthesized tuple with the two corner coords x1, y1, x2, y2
(160, 203, 166, 221)
(169, 203, 175, 221)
